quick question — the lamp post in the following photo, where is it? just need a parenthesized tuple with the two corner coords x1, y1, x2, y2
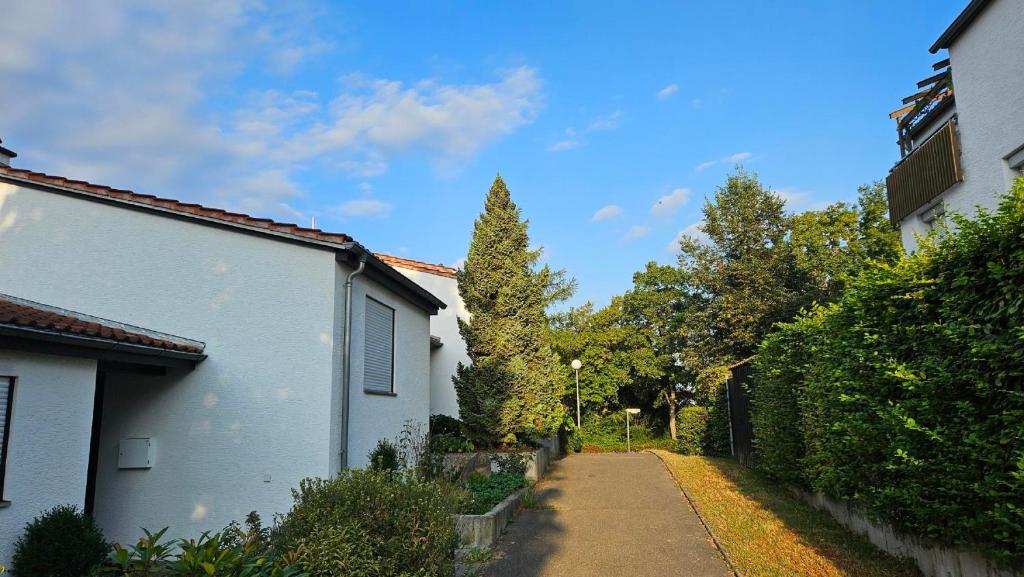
(625, 408, 641, 452)
(571, 359, 582, 428)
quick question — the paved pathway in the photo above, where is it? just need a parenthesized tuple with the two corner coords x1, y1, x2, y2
(477, 452, 732, 577)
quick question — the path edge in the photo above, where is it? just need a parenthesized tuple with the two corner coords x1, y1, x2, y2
(648, 450, 746, 577)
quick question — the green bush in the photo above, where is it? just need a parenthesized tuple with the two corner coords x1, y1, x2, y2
(750, 182, 1024, 565)
(675, 406, 709, 455)
(108, 514, 305, 577)
(462, 472, 529, 514)
(12, 504, 109, 577)
(281, 470, 460, 577)
(702, 382, 732, 456)
(368, 439, 400, 472)
(577, 412, 673, 452)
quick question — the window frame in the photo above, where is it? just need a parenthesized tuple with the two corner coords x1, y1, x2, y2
(0, 376, 15, 502)
(363, 296, 396, 396)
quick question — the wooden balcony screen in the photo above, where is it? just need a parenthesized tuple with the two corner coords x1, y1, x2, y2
(886, 118, 963, 225)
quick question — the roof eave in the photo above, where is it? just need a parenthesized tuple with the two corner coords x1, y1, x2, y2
(338, 244, 448, 314)
(929, 0, 991, 53)
(0, 324, 207, 368)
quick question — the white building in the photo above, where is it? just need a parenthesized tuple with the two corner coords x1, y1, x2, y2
(886, 0, 1024, 251)
(375, 254, 469, 419)
(0, 156, 446, 563)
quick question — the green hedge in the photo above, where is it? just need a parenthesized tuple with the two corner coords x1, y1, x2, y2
(750, 182, 1024, 564)
(675, 406, 709, 455)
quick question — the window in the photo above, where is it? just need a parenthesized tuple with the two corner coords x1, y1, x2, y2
(1007, 144, 1024, 176)
(364, 297, 395, 394)
(0, 377, 14, 501)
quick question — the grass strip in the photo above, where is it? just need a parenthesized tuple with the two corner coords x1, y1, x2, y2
(652, 451, 921, 577)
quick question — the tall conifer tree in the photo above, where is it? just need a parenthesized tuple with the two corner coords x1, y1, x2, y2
(454, 175, 565, 445)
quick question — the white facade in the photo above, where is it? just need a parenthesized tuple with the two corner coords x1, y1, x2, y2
(0, 176, 438, 557)
(384, 263, 469, 419)
(896, 0, 1024, 250)
(0, 352, 97, 564)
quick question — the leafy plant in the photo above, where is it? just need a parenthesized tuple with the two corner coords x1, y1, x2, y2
(462, 472, 528, 515)
(674, 406, 709, 455)
(281, 469, 460, 576)
(368, 439, 400, 473)
(12, 504, 109, 577)
(750, 181, 1024, 565)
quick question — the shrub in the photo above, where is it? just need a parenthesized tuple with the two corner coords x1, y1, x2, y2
(702, 382, 732, 456)
(428, 414, 463, 437)
(368, 439, 400, 472)
(675, 406, 709, 455)
(12, 504, 109, 577)
(281, 470, 460, 577)
(108, 515, 304, 577)
(462, 472, 528, 514)
(492, 452, 528, 477)
(750, 182, 1024, 565)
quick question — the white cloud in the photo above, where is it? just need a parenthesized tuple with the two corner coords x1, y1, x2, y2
(587, 111, 622, 131)
(667, 221, 709, 253)
(651, 187, 690, 217)
(0, 2, 541, 222)
(657, 83, 679, 99)
(695, 151, 753, 172)
(336, 198, 392, 217)
(548, 111, 621, 152)
(548, 139, 581, 152)
(592, 204, 623, 221)
(624, 225, 650, 239)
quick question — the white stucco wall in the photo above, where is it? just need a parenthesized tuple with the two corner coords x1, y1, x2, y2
(946, 0, 1024, 213)
(387, 268, 469, 419)
(0, 352, 97, 566)
(345, 273, 433, 468)
(0, 181, 432, 545)
(898, 0, 1024, 251)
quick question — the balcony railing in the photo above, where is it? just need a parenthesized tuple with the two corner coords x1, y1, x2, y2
(886, 118, 963, 225)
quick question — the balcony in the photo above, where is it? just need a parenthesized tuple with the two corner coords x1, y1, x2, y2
(886, 118, 963, 225)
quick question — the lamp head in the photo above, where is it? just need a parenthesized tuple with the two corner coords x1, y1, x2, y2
(571, 359, 582, 370)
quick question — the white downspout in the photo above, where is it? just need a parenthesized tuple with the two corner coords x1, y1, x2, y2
(340, 255, 367, 470)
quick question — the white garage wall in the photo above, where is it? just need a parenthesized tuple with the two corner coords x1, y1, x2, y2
(0, 182, 339, 545)
(0, 351, 97, 566)
(345, 271, 432, 468)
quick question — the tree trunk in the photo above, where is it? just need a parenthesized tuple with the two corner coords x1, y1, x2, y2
(668, 388, 678, 440)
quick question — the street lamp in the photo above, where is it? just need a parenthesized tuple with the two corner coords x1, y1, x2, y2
(625, 408, 641, 453)
(571, 359, 582, 428)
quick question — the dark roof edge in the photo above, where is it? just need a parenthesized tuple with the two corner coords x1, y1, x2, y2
(930, 0, 991, 53)
(339, 244, 448, 314)
(0, 146, 16, 158)
(0, 324, 207, 364)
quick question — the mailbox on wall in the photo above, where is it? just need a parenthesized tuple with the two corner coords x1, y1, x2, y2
(118, 437, 153, 469)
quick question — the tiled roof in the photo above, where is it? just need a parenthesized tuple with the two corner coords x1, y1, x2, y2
(0, 165, 353, 246)
(375, 253, 457, 278)
(0, 294, 205, 354)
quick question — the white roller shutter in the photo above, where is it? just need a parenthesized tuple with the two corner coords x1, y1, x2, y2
(364, 298, 394, 393)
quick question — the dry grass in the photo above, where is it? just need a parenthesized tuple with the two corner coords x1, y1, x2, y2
(653, 451, 921, 577)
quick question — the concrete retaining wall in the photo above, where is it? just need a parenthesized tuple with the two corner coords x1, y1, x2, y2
(793, 489, 1020, 577)
(454, 488, 527, 549)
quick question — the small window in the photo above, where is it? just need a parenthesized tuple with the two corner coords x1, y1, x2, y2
(364, 297, 395, 394)
(0, 377, 14, 500)
(1007, 143, 1024, 176)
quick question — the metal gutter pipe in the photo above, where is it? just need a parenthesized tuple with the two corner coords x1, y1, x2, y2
(340, 254, 367, 470)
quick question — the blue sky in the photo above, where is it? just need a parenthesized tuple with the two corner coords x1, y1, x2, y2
(2, 1, 966, 308)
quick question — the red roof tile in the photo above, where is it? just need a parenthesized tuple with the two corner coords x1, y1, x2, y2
(0, 165, 353, 246)
(374, 253, 457, 278)
(0, 294, 205, 354)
